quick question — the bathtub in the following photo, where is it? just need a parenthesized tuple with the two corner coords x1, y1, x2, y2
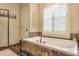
(22, 36, 77, 56)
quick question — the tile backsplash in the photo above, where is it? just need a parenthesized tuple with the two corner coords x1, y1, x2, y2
(29, 32, 42, 37)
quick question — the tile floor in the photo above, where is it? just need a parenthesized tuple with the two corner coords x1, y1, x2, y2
(9, 44, 21, 56)
(0, 49, 17, 56)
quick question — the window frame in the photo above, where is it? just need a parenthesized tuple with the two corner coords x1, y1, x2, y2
(43, 4, 70, 34)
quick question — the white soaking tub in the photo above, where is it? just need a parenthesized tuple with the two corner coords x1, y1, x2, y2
(22, 36, 77, 56)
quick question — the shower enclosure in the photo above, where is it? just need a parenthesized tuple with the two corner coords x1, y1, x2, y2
(0, 9, 9, 48)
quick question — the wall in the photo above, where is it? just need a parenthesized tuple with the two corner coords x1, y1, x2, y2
(29, 4, 42, 37)
(20, 3, 30, 39)
(69, 4, 79, 33)
(0, 3, 20, 45)
(69, 4, 79, 40)
(30, 4, 40, 32)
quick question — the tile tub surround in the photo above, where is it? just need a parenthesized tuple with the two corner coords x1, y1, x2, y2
(21, 36, 77, 56)
(21, 41, 70, 56)
(71, 33, 79, 56)
(29, 32, 42, 37)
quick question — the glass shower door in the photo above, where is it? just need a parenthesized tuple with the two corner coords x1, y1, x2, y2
(0, 9, 9, 48)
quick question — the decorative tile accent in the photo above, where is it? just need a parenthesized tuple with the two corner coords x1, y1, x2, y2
(29, 32, 42, 37)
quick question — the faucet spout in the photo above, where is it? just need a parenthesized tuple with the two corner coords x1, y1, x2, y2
(40, 37, 42, 43)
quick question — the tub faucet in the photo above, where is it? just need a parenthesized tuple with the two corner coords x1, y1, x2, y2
(40, 37, 42, 43)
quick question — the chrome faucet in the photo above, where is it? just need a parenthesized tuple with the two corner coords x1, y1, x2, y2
(40, 37, 42, 43)
(36, 37, 46, 44)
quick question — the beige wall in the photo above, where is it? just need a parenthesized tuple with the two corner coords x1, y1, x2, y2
(30, 4, 41, 32)
(69, 4, 79, 33)
(0, 3, 20, 45)
(20, 3, 30, 39)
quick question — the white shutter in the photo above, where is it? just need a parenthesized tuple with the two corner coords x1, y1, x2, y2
(43, 9, 53, 32)
(54, 17, 67, 32)
(43, 4, 67, 32)
(54, 4, 67, 32)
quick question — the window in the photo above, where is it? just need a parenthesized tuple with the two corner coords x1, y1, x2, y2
(54, 17, 66, 32)
(43, 9, 53, 32)
(43, 4, 68, 32)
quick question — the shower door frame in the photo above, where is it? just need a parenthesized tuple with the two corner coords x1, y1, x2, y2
(0, 9, 9, 47)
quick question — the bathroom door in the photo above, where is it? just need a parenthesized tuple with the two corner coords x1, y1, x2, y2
(0, 10, 9, 47)
(21, 4, 30, 39)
